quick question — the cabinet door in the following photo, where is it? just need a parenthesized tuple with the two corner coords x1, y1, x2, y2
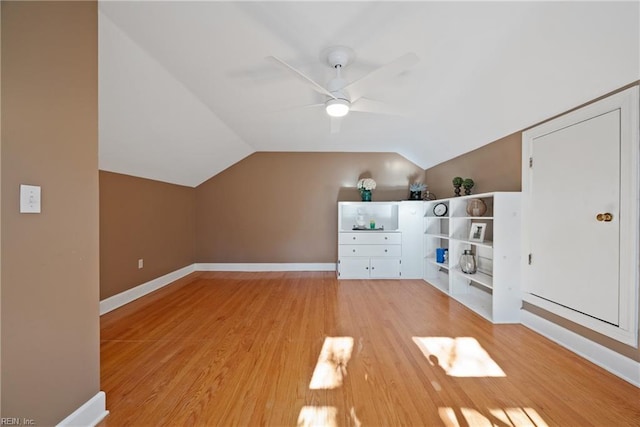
(370, 258, 401, 278)
(523, 86, 639, 345)
(399, 201, 423, 278)
(338, 258, 370, 279)
(528, 110, 620, 325)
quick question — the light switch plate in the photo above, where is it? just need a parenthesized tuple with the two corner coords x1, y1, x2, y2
(20, 184, 41, 213)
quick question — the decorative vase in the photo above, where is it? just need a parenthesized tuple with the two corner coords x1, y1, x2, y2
(466, 199, 487, 216)
(453, 184, 461, 197)
(360, 190, 372, 202)
(409, 191, 422, 200)
(460, 249, 477, 274)
(423, 191, 437, 201)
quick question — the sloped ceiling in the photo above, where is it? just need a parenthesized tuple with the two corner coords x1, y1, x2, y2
(98, 1, 639, 187)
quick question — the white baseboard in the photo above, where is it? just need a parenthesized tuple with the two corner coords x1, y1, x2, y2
(56, 391, 108, 427)
(195, 262, 337, 272)
(100, 264, 196, 315)
(100, 263, 336, 315)
(521, 310, 640, 387)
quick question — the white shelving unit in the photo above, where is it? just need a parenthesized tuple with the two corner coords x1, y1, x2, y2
(423, 192, 521, 323)
(423, 200, 451, 294)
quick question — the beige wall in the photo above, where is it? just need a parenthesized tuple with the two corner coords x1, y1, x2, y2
(195, 152, 425, 263)
(100, 171, 196, 299)
(425, 132, 522, 198)
(1, 2, 100, 424)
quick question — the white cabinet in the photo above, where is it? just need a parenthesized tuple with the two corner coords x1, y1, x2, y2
(337, 231, 402, 279)
(424, 192, 521, 323)
(337, 202, 409, 279)
(338, 257, 402, 279)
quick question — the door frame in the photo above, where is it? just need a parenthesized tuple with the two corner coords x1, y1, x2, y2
(522, 86, 639, 347)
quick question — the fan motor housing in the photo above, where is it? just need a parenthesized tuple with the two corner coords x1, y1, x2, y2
(326, 79, 349, 96)
(322, 46, 354, 69)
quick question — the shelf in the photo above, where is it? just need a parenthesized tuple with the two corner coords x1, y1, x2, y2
(422, 192, 521, 324)
(451, 216, 494, 220)
(450, 238, 493, 249)
(338, 202, 400, 232)
(425, 233, 449, 239)
(451, 266, 493, 289)
(424, 270, 449, 294)
(451, 287, 492, 321)
(426, 257, 450, 270)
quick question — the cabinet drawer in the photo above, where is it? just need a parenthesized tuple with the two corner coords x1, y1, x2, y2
(339, 244, 401, 257)
(339, 232, 401, 245)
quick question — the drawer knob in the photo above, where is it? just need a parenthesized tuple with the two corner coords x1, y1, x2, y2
(385, 249, 388, 252)
(353, 236, 356, 240)
(352, 249, 356, 253)
(385, 236, 388, 240)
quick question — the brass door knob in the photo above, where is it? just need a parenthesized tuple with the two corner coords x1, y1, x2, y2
(596, 213, 613, 222)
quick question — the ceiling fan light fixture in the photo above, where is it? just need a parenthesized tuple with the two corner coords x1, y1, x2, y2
(326, 98, 350, 117)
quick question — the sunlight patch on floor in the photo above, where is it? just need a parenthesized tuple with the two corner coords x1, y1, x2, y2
(413, 337, 506, 377)
(439, 407, 549, 427)
(309, 336, 354, 389)
(297, 406, 337, 427)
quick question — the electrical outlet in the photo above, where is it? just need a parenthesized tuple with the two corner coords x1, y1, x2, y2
(138, 259, 144, 269)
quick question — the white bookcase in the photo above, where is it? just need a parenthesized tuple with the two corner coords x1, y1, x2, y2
(423, 192, 521, 323)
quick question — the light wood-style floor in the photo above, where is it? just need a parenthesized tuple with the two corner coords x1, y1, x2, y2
(99, 272, 639, 426)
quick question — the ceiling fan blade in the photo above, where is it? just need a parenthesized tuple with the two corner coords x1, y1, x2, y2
(268, 103, 324, 114)
(330, 116, 342, 134)
(344, 52, 419, 101)
(350, 97, 404, 116)
(267, 56, 336, 99)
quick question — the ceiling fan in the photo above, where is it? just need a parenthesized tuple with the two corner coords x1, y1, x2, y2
(267, 46, 419, 132)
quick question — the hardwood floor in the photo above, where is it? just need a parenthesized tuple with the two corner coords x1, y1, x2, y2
(99, 272, 640, 426)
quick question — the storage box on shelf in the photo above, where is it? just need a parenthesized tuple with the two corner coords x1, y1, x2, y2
(423, 192, 521, 323)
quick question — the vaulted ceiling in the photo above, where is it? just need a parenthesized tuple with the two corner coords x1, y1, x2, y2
(98, 1, 639, 187)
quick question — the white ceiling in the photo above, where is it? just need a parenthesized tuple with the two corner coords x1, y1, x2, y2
(98, 1, 639, 187)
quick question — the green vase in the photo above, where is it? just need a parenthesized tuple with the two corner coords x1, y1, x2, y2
(360, 189, 372, 201)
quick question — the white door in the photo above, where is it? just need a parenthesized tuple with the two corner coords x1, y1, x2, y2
(370, 258, 401, 278)
(399, 201, 424, 279)
(528, 109, 620, 325)
(338, 258, 370, 279)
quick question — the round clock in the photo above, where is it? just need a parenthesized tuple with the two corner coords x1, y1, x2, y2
(433, 202, 448, 217)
